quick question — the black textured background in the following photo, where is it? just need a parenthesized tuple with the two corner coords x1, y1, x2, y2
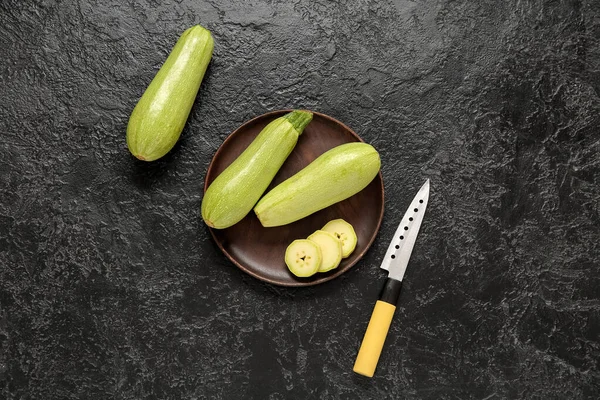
(1, 0, 599, 399)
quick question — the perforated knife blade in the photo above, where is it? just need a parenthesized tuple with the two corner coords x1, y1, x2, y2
(353, 179, 430, 378)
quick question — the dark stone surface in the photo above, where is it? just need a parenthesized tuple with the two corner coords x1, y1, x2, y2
(1, 0, 599, 398)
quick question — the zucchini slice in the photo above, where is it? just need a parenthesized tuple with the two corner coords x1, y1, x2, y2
(322, 219, 357, 258)
(284, 239, 322, 277)
(307, 230, 343, 273)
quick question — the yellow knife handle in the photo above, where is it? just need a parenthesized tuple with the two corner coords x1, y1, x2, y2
(353, 278, 403, 378)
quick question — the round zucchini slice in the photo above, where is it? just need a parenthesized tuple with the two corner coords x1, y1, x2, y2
(321, 219, 357, 258)
(307, 230, 343, 273)
(284, 239, 322, 277)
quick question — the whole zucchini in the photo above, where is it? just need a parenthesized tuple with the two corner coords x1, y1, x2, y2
(202, 110, 313, 229)
(127, 25, 214, 161)
(254, 142, 380, 227)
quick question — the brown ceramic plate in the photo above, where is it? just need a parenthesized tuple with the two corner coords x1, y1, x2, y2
(204, 110, 384, 287)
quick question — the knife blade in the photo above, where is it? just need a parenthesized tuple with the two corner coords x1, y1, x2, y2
(353, 179, 430, 377)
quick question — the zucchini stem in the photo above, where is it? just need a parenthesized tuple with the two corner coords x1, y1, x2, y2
(284, 110, 313, 134)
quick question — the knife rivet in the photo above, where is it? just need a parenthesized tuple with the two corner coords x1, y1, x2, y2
(409, 217, 413, 221)
(391, 255, 395, 259)
(395, 245, 400, 249)
(400, 236, 404, 240)
(414, 208, 418, 212)
(419, 200, 423, 203)
(404, 226, 408, 230)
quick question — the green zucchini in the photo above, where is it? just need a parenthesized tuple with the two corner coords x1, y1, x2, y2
(254, 142, 380, 227)
(127, 25, 214, 161)
(202, 110, 313, 229)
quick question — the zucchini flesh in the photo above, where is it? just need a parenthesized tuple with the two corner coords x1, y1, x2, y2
(285, 239, 322, 277)
(322, 219, 357, 258)
(307, 230, 343, 272)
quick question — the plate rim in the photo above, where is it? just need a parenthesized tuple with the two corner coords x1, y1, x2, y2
(203, 109, 385, 287)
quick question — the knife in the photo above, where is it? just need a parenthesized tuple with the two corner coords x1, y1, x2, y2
(353, 179, 430, 377)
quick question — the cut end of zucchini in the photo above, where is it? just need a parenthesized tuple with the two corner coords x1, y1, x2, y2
(284, 110, 313, 134)
(322, 219, 357, 258)
(285, 239, 322, 277)
(307, 230, 343, 273)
